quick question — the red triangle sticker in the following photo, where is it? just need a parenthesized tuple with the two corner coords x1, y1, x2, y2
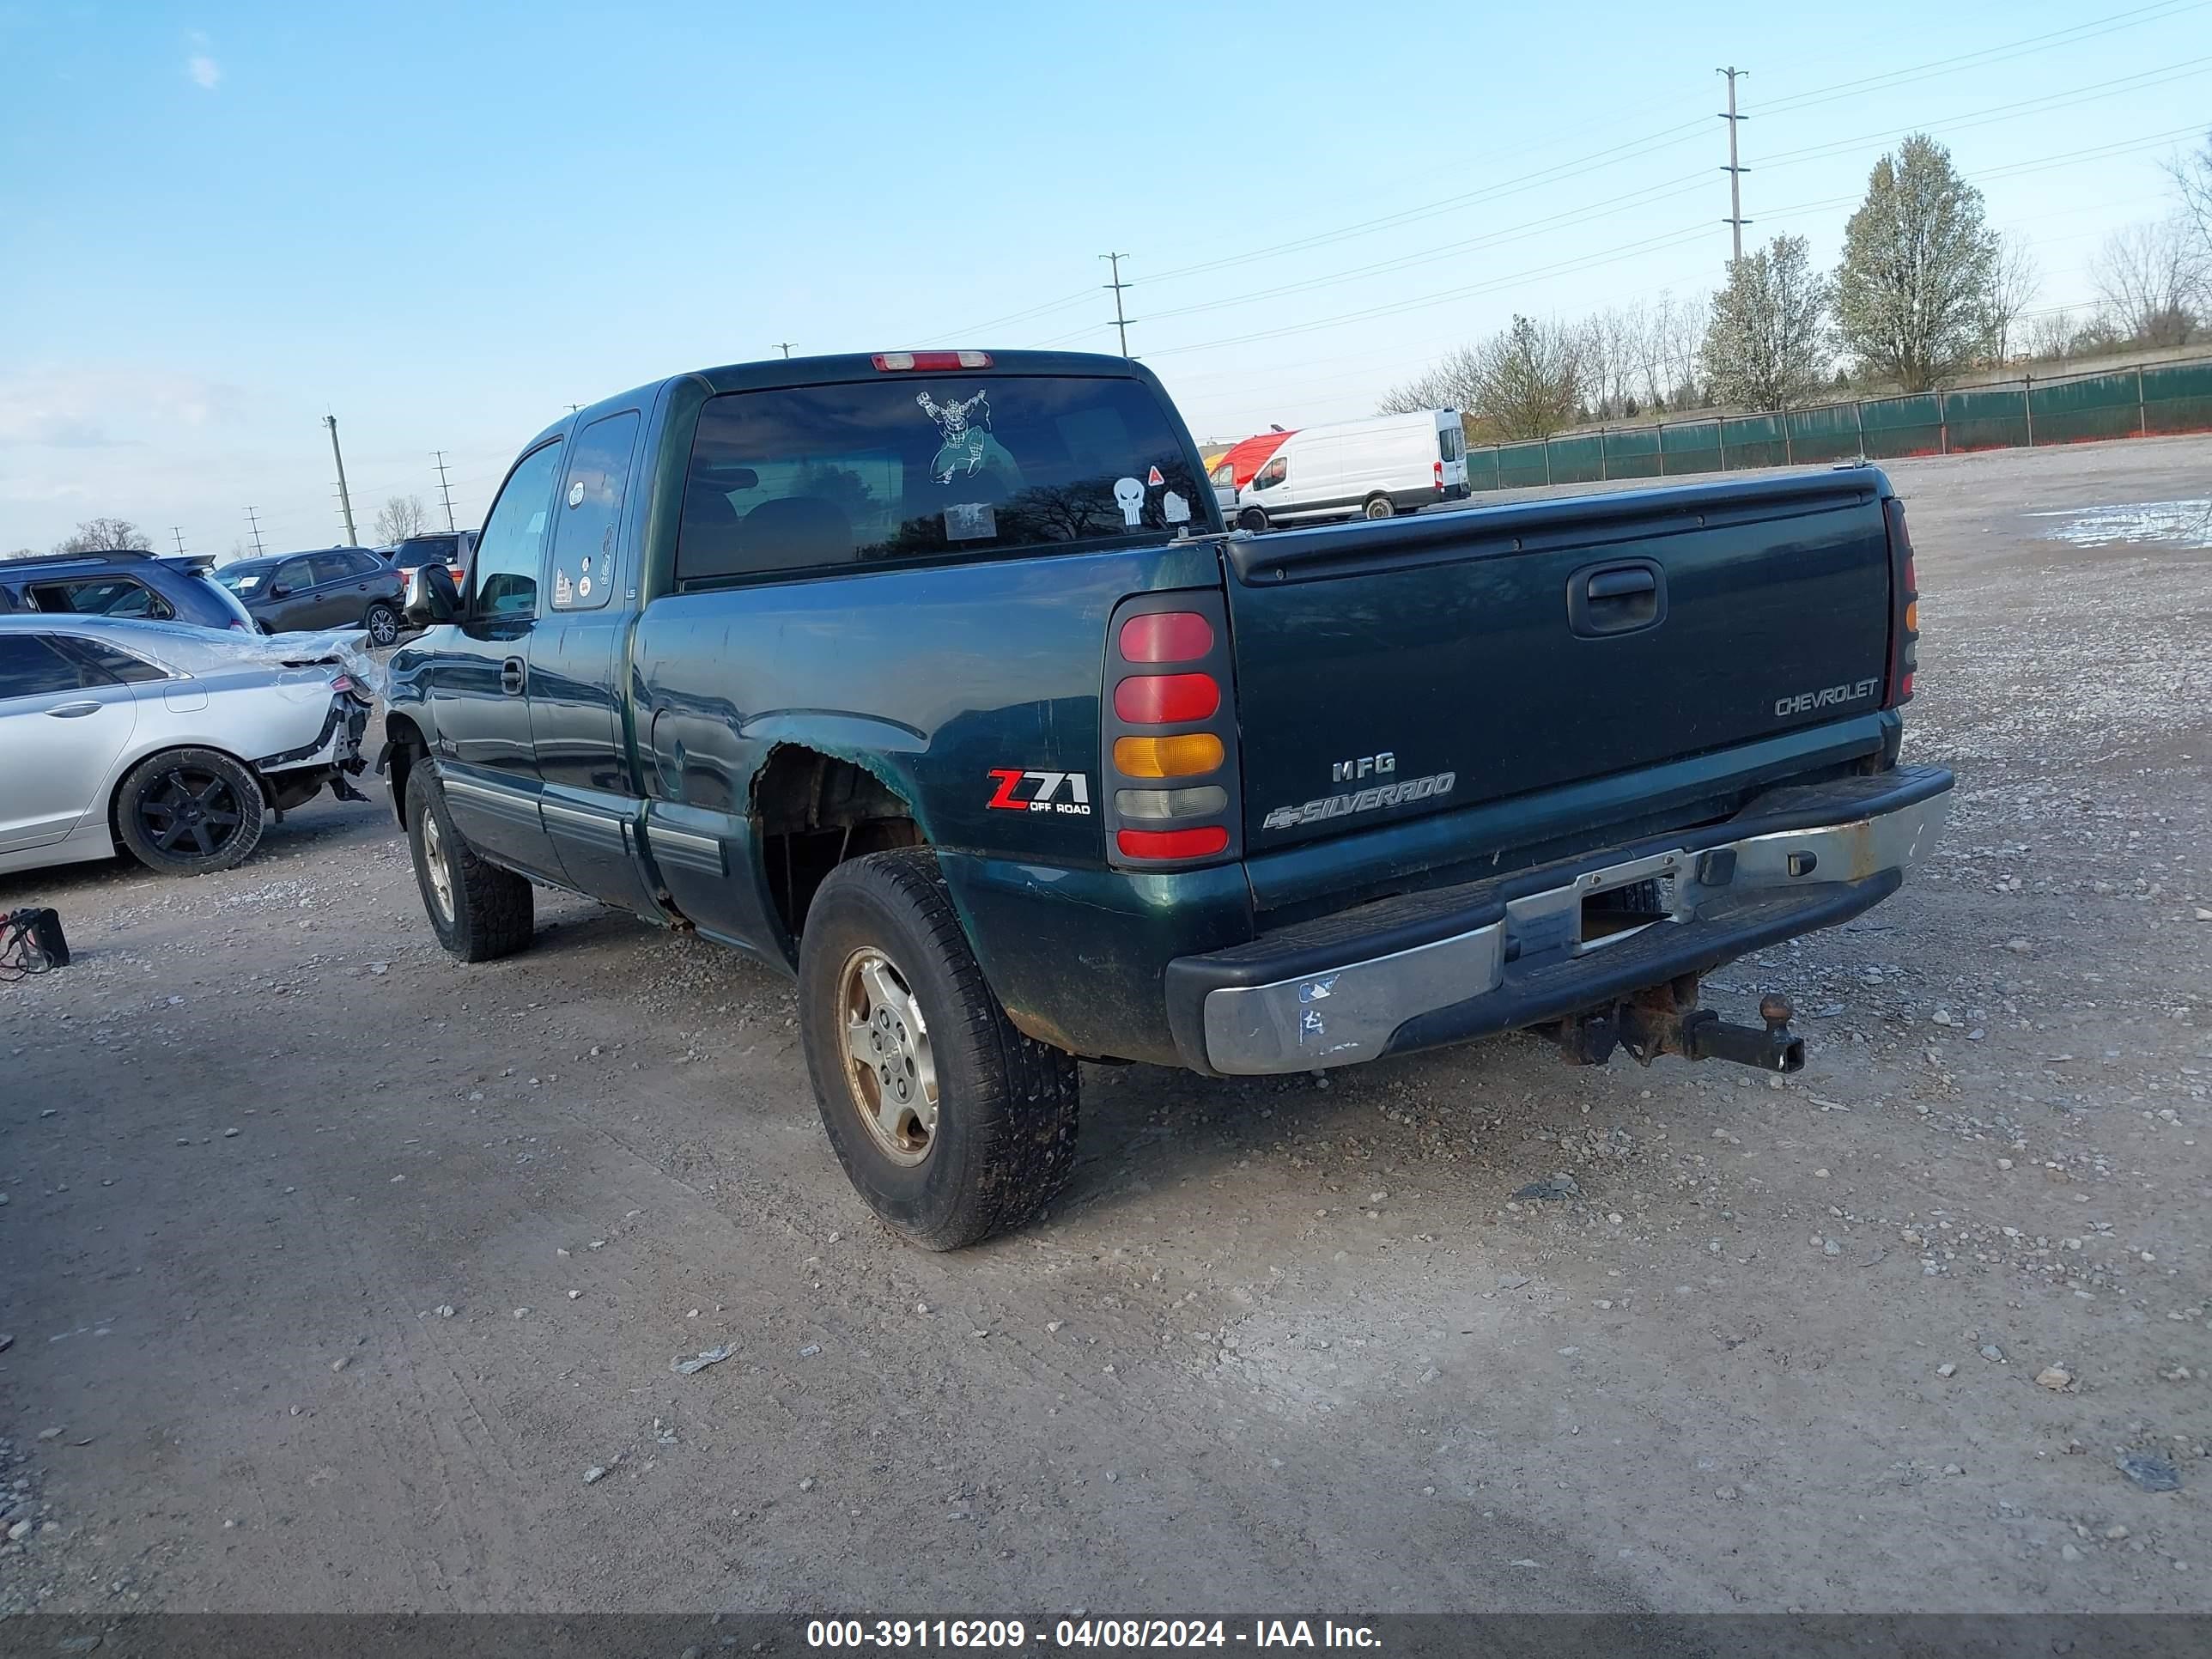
(1147, 465, 1164, 486)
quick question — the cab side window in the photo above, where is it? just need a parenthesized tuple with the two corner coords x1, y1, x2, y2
(550, 411, 639, 611)
(472, 441, 563, 619)
(1254, 457, 1288, 490)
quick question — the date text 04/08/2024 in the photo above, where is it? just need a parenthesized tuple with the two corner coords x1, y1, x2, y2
(805, 1619, 1382, 1648)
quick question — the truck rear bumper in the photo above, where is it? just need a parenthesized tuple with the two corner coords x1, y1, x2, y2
(1165, 765, 1952, 1076)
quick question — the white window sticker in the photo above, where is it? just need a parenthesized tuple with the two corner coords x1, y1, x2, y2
(553, 570, 574, 605)
(235, 574, 260, 589)
(1113, 477, 1145, 526)
(919, 389, 992, 483)
(1163, 489, 1190, 525)
(944, 502, 997, 541)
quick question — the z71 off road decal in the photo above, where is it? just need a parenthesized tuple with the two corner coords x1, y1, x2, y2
(1261, 770, 1455, 832)
(987, 769, 1093, 816)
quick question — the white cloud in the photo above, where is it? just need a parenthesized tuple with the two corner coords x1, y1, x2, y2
(187, 52, 220, 89)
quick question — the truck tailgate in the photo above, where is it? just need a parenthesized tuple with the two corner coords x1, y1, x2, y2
(1223, 473, 1897, 848)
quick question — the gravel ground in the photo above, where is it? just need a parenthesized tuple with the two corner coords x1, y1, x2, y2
(1, 435, 2207, 1617)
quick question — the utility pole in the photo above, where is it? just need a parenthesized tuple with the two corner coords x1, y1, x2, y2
(1100, 252, 1134, 356)
(1717, 66, 1750, 268)
(171, 526, 186, 556)
(775, 342, 796, 359)
(324, 414, 359, 546)
(244, 507, 265, 557)
(431, 451, 458, 531)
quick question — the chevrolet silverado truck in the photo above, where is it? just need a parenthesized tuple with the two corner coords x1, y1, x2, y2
(380, 349, 1951, 1249)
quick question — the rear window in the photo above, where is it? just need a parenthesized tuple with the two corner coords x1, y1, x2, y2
(1439, 422, 1465, 462)
(676, 375, 1204, 586)
(392, 537, 459, 568)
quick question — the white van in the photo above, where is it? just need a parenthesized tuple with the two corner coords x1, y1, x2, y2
(1231, 409, 1469, 531)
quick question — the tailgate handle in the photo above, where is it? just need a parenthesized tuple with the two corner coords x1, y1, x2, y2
(1569, 561, 1665, 636)
(1586, 568, 1655, 600)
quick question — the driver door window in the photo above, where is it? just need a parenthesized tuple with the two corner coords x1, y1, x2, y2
(1254, 457, 1288, 490)
(472, 441, 562, 620)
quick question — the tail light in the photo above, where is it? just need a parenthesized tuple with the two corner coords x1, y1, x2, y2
(1882, 496, 1918, 707)
(1103, 592, 1240, 866)
(1433, 460, 1444, 492)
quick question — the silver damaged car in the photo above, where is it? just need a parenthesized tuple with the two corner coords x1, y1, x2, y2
(0, 615, 372, 878)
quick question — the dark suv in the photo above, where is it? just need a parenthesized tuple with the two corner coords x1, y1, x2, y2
(215, 547, 407, 642)
(0, 550, 258, 632)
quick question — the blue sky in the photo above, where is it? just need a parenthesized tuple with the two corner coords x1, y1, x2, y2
(2, 0, 2206, 555)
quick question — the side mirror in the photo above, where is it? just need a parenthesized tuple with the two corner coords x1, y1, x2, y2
(267, 583, 291, 599)
(403, 563, 459, 626)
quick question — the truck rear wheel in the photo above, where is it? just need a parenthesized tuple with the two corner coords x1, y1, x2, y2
(798, 848, 1079, 1249)
(405, 766, 533, 963)
(1364, 495, 1395, 520)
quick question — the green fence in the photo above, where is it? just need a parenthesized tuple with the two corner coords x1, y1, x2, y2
(1462, 356, 2212, 492)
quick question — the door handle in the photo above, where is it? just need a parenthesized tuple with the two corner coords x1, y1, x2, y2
(499, 657, 526, 696)
(44, 700, 102, 718)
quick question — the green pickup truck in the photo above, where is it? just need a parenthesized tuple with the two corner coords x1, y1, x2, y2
(381, 349, 1951, 1248)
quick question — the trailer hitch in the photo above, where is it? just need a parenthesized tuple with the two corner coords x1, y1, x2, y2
(1557, 976, 1804, 1074)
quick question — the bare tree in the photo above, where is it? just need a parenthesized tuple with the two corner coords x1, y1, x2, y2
(2090, 219, 2207, 347)
(1700, 235, 1832, 411)
(1645, 290, 1708, 409)
(2021, 307, 2075, 362)
(1835, 133, 1999, 391)
(3, 547, 38, 560)
(1982, 232, 2040, 363)
(52, 517, 149, 554)
(372, 494, 431, 545)
(1587, 305, 1645, 417)
(2167, 128, 2212, 264)
(1469, 314, 1584, 441)
(1378, 343, 1486, 416)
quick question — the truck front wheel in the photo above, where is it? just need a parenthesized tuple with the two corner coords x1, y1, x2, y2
(405, 766, 533, 963)
(798, 848, 1079, 1249)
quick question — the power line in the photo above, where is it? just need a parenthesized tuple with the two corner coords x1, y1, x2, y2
(243, 507, 264, 557)
(1757, 56, 2212, 172)
(1141, 118, 1714, 289)
(1106, 172, 1711, 333)
(1144, 221, 1718, 360)
(1101, 253, 1134, 356)
(1718, 66, 1750, 267)
(171, 526, 185, 556)
(1747, 0, 2209, 118)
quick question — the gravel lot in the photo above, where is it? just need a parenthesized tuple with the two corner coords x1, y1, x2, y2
(3, 435, 2207, 1618)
